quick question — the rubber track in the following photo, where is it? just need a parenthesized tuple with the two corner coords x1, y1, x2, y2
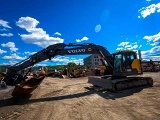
(114, 77, 153, 91)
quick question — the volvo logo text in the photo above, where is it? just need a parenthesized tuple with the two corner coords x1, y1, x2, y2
(68, 49, 85, 53)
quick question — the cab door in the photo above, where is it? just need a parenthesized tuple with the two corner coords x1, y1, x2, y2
(122, 52, 135, 71)
(122, 51, 142, 75)
(113, 53, 122, 72)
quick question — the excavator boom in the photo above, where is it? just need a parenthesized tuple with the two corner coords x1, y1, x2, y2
(1, 43, 114, 86)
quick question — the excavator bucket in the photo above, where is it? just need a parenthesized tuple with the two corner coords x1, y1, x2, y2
(12, 75, 45, 97)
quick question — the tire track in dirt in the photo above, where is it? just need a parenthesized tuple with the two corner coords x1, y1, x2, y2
(1, 73, 160, 120)
(20, 82, 92, 120)
(0, 81, 88, 120)
(33, 77, 160, 120)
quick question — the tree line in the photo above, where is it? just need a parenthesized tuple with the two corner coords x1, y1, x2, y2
(46, 62, 79, 70)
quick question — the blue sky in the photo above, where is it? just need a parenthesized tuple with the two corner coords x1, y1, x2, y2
(0, 0, 160, 66)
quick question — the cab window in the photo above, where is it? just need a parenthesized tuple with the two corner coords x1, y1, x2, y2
(114, 54, 122, 71)
(123, 52, 136, 68)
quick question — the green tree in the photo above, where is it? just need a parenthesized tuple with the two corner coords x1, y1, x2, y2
(56, 65, 66, 70)
(86, 63, 91, 69)
(46, 65, 66, 71)
(67, 62, 77, 68)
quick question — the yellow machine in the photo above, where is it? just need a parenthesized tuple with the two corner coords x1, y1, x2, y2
(0, 65, 9, 80)
(0, 72, 5, 80)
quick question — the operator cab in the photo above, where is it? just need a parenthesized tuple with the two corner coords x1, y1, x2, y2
(112, 50, 143, 76)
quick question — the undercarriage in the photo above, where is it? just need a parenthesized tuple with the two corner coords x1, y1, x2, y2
(88, 75, 153, 91)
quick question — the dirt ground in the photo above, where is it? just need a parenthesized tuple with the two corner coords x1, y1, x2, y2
(0, 72, 160, 120)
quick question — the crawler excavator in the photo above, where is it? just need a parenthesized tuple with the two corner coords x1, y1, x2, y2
(0, 43, 153, 96)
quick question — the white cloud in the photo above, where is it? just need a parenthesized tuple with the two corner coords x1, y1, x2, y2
(1, 42, 18, 52)
(36, 63, 47, 66)
(0, 49, 7, 54)
(0, 19, 12, 29)
(2, 42, 15, 48)
(141, 32, 160, 60)
(54, 32, 61, 36)
(0, 33, 13, 37)
(51, 56, 70, 64)
(0, 19, 13, 37)
(9, 60, 18, 65)
(141, 47, 160, 61)
(51, 56, 83, 65)
(56, 63, 62, 65)
(143, 32, 160, 46)
(149, 46, 160, 54)
(16, 16, 64, 48)
(118, 41, 130, 47)
(138, 2, 160, 18)
(24, 51, 37, 55)
(71, 59, 83, 65)
(21, 56, 84, 66)
(95, 24, 102, 32)
(1, 63, 10, 65)
(1, 61, 18, 65)
(116, 41, 140, 51)
(2, 53, 26, 60)
(10, 47, 18, 52)
(16, 17, 39, 31)
(143, 32, 160, 41)
(81, 36, 89, 41)
(76, 36, 89, 42)
(0, 28, 9, 31)
(139, 45, 142, 48)
(138, 16, 141, 18)
(116, 47, 123, 51)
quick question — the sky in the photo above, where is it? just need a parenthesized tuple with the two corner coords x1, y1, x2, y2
(0, 0, 160, 66)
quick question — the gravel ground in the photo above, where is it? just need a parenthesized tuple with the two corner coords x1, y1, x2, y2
(0, 72, 160, 120)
